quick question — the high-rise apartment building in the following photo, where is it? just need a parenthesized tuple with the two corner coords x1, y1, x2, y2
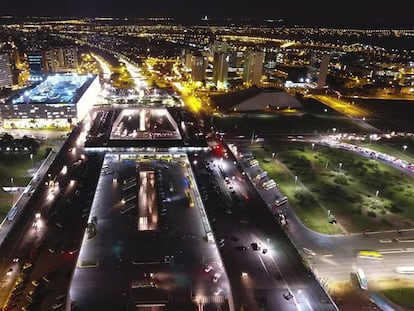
(243, 50, 265, 86)
(318, 54, 330, 88)
(191, 53, 206, 83)
(212, 52, 228, 89)
(0, 52, 15, 88)
(44, 46, 79, 73)
(0, 42, 19, 87)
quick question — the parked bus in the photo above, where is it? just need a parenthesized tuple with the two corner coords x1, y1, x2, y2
(186, 190, 195, 208)
(275, 196, 288, 206)
(356, 268, 368, 290)
(255, 171, 268, 180)
(263, 179, 276, 190)
(186, 175, 194, 189)
(357, 250, 383, 260)
(248, 159, 259, 167)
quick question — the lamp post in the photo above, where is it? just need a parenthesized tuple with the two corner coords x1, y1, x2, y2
(30, 154, 34, 167)
(376, 190, 379, 197)
(311, 143, 315, 150)
(339, 162, 343, 171)
(403, 145, 407, 153)
(10, 177, 14, 189)
(272, 152, 275, 159)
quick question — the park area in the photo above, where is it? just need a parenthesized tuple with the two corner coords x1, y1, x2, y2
(0, 135, 54, 222)
(251, 140, 414, 234)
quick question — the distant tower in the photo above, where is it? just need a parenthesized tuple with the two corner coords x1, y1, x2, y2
(212, 52, 228, 89)
(243, 49, 265, 87)
(317, 54, 330, 88)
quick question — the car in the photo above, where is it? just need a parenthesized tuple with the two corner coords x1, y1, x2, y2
(52, 302, 64, 309)
(218, 239, 225, 247)
(12, 257, 19, 263)
(31, 279, 40, 287)
(6, 268, 13, 276)
(235, 245, 249, 251)
(204, 265, 213, 273)
(55, 294, 66, 300)
(43, 270, 58, 283)
(251, 242, 261, 251)
(213, 273, 221, 282)
(214, 287, 223, 296)
(23, 262, 33, 270)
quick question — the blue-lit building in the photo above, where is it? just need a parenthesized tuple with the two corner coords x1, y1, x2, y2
(0, 73, 100, 129)
(27, 52, 45, 82)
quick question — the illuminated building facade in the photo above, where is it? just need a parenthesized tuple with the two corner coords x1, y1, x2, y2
(27, 52, 45, 81)
(243, 49, 264, 87)
(317, 54, 330, 88)
(44, 46, 79, 73)
(0, 74, 99, 129)
(191, 53, 206, 83)
(0, 52, 17, 88)
(213, 52, 228, 89)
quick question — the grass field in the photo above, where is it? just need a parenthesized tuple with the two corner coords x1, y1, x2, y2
(0, 144, 53, 222)
(250, 140, 414, 234)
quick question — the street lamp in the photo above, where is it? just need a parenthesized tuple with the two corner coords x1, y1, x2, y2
(311, 143, 315, 150)
(272, 152, 275, 159)
(339, 162, 343, 170)
(294, 175, 298, 184)
(376, 190, 379, 197)
(30, 154, 34, 167)
(403, 145, 407, 153)
(333, 128, 337, 134)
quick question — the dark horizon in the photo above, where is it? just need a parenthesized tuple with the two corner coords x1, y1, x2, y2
(2, 0, 414, 28)
(1, 15, 414, 29)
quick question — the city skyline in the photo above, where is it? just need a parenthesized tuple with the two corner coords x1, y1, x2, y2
(2, 0, 414, 28)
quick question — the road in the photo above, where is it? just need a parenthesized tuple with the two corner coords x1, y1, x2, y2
(191, 141, 338, 310)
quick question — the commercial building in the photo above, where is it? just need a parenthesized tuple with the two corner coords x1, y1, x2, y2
(0, 73, 99, 129)
(27, 51, 45, 82)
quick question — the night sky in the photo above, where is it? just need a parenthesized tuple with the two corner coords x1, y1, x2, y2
(2, 0, 414, 27)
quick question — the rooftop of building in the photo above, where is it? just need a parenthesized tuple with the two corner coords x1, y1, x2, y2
(7, 73, 95, 105)
(211, 86, 303, 112)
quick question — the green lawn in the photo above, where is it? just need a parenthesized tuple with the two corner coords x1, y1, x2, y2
(250, 140, 414, 234)
(0, 144, 53, 221)
(383, 287, 414, 310)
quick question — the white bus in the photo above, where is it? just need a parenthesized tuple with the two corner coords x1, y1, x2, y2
(275, 196, 288, 206)
(255, 171, 268, 180)
(263, 179, 276, 190)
